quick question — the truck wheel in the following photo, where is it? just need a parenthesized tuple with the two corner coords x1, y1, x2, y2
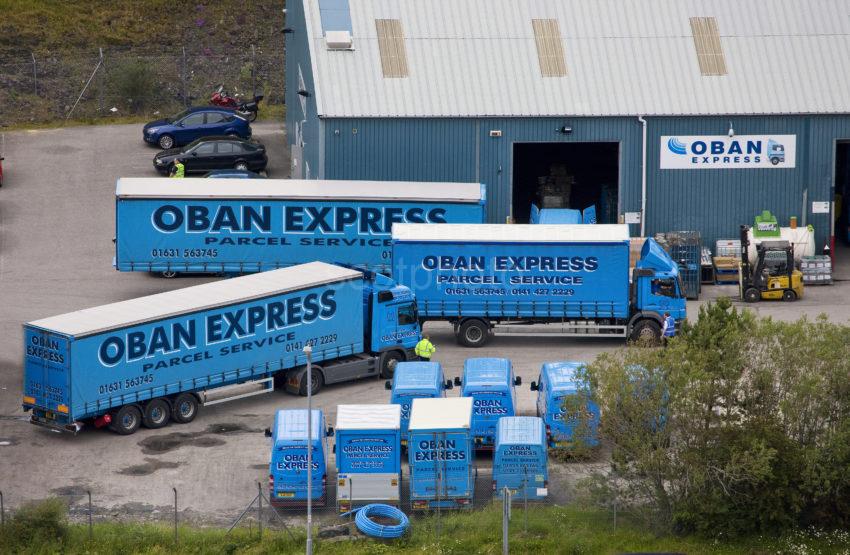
(744, 287, 761, 303)
(629, 320, 661, 345)
(161, 270, 178, 279)
(458, 319, 489, 348)
(299, 369, 324, 396)
(782, 290, 797, 302)
(109, 405, 142, 435)
(380, 350, 404, 379)
(142, 398, 170, 429)
(171, 393, 198, 424)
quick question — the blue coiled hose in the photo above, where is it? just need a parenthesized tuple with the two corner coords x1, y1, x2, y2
(343, 503, 410, 538)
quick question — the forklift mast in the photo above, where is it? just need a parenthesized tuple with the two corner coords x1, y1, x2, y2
(739, 225, 753, 283)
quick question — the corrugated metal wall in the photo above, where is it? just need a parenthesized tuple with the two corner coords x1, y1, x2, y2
(285, 0, 322, 179)
(646, 115, 850, 248)
(321, 114, 850, 249)
(323, 116, 642, 229)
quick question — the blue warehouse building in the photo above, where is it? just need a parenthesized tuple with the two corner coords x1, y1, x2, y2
(286, 0, 850, 251)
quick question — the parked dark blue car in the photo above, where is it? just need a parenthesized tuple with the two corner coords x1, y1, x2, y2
(143, 107, 251, 150)
(203, 169, 266, 179)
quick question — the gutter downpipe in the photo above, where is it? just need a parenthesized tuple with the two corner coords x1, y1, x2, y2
(638, 116, 647, 237)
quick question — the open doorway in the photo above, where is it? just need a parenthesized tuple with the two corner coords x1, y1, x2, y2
(512, 142, 619, 224)
(833, 141, 850, 277)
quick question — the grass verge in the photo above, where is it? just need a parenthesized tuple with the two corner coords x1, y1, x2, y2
(2, 502, 849, 554)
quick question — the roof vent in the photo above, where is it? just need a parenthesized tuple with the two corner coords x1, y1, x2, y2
(326, 30, 353, 50)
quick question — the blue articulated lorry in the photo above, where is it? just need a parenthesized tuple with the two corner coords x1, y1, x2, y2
(385, 361, 453, 447)
(114, 177, 486, 277)
(493, 416, 548, 500)
(408, 397, 475, 510)
(335, 404, 402, 513)
(392, 224, 687, 347)
(531, 362, 600, 448)
(266, 409, 333, 507)
(455, 358, 520, 449)
(22, 262, 420, 435)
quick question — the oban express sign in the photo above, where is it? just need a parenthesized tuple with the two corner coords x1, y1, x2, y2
(660, 135, 796, 169)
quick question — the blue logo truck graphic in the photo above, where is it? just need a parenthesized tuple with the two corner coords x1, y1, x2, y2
(767, 140, 785, 165)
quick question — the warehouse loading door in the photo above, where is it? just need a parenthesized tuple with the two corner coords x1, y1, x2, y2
(833, 141, 850, 279)
(511, 142, 619, 224)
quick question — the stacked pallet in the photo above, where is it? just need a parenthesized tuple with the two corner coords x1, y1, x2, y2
(536, 163, 575, 208)
(801, 255, 832, 285)
(713, 256, 740, 284)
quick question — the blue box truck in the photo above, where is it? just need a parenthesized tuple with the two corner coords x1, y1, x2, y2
(385, 361, 453, 447)
(114, 177, 486, 277)
(335, 404, 402, 513)
(392, 224, 687, 347)
(531, 362, 600, 448)
(493, 416, 548, 500)
(408, 397, 475, 510)
(265, 409, 332, 507)
(454, 358, 520, 449)
(22, 262, 420, 435)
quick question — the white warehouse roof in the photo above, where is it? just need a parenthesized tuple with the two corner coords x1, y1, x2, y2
(302, 0, 850, 117)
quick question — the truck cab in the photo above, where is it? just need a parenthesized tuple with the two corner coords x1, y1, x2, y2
(530, 362, 600, 448)
(455, 358, 520, 449)
(630, 239, 687, 341)
(365, 272, 421, 378)
(267, 409, 333, 507)
(385, 361, 453, 447)
(768, 140, 786, 165)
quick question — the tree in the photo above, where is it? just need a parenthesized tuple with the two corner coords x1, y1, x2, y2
(577, 299, 850, 535)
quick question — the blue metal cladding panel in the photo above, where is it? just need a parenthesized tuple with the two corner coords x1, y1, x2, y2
(323, 117, 642, 228)
(285, 0, 321, 176)
(645, 115, 850, 249)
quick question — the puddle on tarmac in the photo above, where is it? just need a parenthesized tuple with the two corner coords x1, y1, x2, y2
(118, 458, 183, 476)
(205, 422, 255, 434)
(137, 422, 253, 454)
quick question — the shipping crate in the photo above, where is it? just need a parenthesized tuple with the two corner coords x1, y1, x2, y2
(713, 256, 740, 270)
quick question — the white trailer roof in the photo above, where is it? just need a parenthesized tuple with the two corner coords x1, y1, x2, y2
(336, 404, 401, 430)
(116, 178, 484, 203)
(26, 262, 360, 338)
(409, 397, 473, 431)
(393, 224, 629, 243)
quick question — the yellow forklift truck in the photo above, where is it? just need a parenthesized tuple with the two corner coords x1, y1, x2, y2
(739, 225, 804, 302)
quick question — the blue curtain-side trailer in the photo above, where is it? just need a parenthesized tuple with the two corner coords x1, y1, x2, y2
(114, 178, 486, 277)
(22, 262, 420, 435)
(392, 223, 687, 347)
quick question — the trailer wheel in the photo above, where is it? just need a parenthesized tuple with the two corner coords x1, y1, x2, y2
(629, 319, 661, 345)
(782, 289, 797, 302)
(171, 393, 198, 424)
(298, 369, 324, 396)
(744, 287, 761, 303)
(380, 350, 404, 379)
(161, 270, 178, 279)
(109, 405, 142, 435)
(142, 398, 171, 429)
(457, 319, 489, 348)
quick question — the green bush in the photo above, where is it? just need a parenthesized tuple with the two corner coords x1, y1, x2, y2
(111, 59, 156, 113)
(576, 299, 850, 536)
(0, 497, 69, 549)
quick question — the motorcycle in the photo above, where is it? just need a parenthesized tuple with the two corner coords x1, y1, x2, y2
(210, 85, 263, 122)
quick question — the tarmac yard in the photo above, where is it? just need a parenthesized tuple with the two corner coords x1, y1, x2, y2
(2, 122, 850, 524)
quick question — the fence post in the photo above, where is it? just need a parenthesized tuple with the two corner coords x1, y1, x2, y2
(173, 487, 178, 543)
(97, 48, 104, 113)
(502, 487, 511, 555)
(1, 490, 4, 526)
(523, 470, 528, 534)
(181, 47, 188, 107)
(612, 469, 617, 529)
(31, 52, 38, 96)
(257, 482, 263, 539)
(87, 490, 93, 540)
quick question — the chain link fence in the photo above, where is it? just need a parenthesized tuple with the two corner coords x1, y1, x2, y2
(0, 45, 284, 126)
